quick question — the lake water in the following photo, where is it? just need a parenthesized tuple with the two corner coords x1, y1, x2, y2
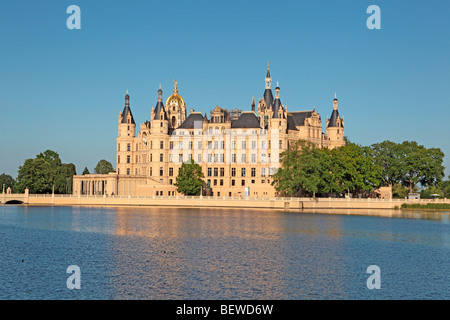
(0, 205, 448, 300)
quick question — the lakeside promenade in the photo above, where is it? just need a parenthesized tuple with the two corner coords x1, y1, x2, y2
(2, 192, 450, 211)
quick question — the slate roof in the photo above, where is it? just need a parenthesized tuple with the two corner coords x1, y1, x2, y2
(327, 109, 342, 128)
(231, 112, 261, 129)
(154, 101, 168, 120)
(272, 98, 282, 118)
(263, 88, 274, 108)
(287, 114, 298, 131)
(289, 111, 313, 126)
(178, 113, 204, 129)
(121, 105, 135, 124)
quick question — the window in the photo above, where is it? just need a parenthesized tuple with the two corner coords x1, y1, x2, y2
(198, 141, 202, 149)
(127, 155, 130, 164)
(231, 154, 236, 163)
(242, 141, 246, 149)
(231, 179, 235, 186)
(189, 141, 193, 150)
(118, 156, 120, 163)
(213, 179, 217, 186)
(251, 168, 256, 177)
(251, 141, 256, 150)
(251, 154, 256, 163)
(220, 141, 225, 149)
(214, 168, 218, 177)
(127, 168, 130, 175)
(261, 154, 266, 163)
(220, 179, 223, 186)
(232, 141, 236, 150)
(136, 155, 139, 163)
(170, 141, 174, 149)
(169, 179, 172, 185)
(118, 144, 120, 151)
(279, 140, 283, 149)
(169, 168, 173, 176)
(208, 141, 212, 150)
(262, 179, 265, 184)
(160, 154, 163, 162)
(214, 141, 218, 149)
(179, 141, 183, 150)
(160, 167, 163, 176)
(178, 154, 183, 163)
(220, 168, 224, 177)
(127, 143, 131, 151)
(207, 168, 212, 177)
(160, 141, 164, 149)
(251, 179, 255, 184)
(150, 154, 153, 162)
(241, 180, 245, 186)
(241, 154, 246, 163)
(150, 167, 152, 176)
(231, 168, 236, 177)
(198, 154, 202, 163)
(241, 168, 246, 177)
(261, 168, 266, 177)
(208, 154, 212, 163)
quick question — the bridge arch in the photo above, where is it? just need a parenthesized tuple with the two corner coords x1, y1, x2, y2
(4, 200, 24, 205)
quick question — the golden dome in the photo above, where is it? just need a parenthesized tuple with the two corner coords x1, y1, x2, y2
(165, 80, 185, 108)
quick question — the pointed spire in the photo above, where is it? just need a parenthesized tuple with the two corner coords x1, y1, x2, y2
(333, 92, 338, 110)
(173, 80, 178, 93)
(266, 60, 271, 78)
(251, 96, 255, 112)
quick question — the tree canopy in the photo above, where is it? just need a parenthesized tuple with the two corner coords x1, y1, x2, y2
(371, 140, 445, 193)
(174, 159, 205, 196)
(94, 160, 114, 174)
(272, 140, 444, 198)
(0, 173, 15, 193)
(15, 150, 76, 194)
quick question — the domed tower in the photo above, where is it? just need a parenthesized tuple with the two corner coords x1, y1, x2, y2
(326, 93, 345, 149)
(166, 80, 187, 129)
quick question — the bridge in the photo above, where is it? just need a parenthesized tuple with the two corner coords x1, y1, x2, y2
(1, 193, 29, 204)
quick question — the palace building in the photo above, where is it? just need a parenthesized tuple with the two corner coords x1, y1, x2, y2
(73, 66, 345, 197)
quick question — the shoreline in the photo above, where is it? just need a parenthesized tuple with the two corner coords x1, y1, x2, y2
(4, 202, 449, 220)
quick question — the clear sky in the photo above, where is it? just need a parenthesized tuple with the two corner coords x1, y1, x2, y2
(1, 0, 449, 179)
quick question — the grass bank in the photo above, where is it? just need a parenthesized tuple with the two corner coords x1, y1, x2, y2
(401, 203, 450, 210)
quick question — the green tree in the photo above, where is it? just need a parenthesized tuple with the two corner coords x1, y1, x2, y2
(82, 167, 90, 175)
(54, 163, 77, 194)
(15, 150, 77, 194)
(371, 141, 445, 193)
(371, 140, 403, 186)
(392, 183, 409, 199)
(94, 160, 114, 174)
(0, 173, 15, 193)
(331, 143, 382, 195)
(398, 141, 445, 193)
(440, 175, 450, 198)
(15, 158, 53, 194)
(420, 185, 444, 199)
(174, 159, 204, 196)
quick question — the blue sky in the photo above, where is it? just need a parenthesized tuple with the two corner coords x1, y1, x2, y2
(1, 0, 449, 179)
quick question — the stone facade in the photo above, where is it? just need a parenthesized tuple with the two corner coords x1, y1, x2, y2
(73, 66, 345, 197)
